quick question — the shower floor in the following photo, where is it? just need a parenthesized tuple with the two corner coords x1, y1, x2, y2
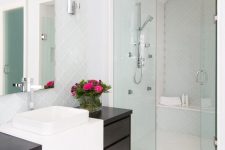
(132, 130, 213, 150)
(157, 130, 200, 150)
(132, 130, 200, 150)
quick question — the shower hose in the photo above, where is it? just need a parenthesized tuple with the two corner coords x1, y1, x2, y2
(134, 66, 143, 84)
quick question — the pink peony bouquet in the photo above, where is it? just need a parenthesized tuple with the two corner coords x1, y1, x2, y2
(71, 80, 111, 112)
(71, 80, 111, 98)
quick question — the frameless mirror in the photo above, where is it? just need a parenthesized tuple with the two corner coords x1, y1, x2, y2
(0, 2, 25, 95)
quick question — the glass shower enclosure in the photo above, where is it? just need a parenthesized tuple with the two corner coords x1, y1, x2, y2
(113, 0, 157, 149)
(113, 0, 217, 150)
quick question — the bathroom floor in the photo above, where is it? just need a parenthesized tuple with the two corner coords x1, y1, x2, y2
(133, 132, 156, 150)
(157, 130, 200, 150)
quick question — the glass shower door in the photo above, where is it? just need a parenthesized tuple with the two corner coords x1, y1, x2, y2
(113, 0, 157, 150)
(200, 0, 217, 150)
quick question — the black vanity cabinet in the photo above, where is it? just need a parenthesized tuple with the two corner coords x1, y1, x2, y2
(90, 106, 132, 150)
(0, 132, 42, 150)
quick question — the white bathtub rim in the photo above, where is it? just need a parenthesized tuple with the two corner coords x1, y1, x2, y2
(157, 104, 215, 113)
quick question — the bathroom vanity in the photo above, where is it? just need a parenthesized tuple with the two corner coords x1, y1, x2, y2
(90, 107, 132, 150)
(0, 106, 131, 150)
(0, 107, 103, 150)
(0, 132, 42, 150)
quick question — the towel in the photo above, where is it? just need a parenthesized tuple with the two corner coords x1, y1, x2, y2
(160, 96, 181, 106)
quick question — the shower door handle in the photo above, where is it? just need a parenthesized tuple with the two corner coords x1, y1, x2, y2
(202, 70, 208, 84)
(3, 65, 10, 74)
(196, 70, 202, 84)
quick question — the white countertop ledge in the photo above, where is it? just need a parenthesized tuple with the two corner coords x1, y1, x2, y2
(0, 118, 103, 150)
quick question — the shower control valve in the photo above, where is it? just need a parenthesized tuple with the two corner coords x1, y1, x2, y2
(148, 54, 153, 59)
(131, 42, 137, 46)
(132, 42, 140, 47)
(145, 43, 151, 48)
(128, 90, 133, 95)
(147, 87, 152, 91)
(128, 52, 133, 58)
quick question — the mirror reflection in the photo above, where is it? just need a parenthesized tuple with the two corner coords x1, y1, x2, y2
(39, 1, 55, 89)
(0, 0, 55, 96)
(0, 4, 24, 95)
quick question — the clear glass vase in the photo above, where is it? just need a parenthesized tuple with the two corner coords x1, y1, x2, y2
(78, 96, 102, 113)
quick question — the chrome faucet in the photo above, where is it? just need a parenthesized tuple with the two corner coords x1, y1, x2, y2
(26, 78, 43, 110)
(14, 78, 43, 110)
(13, 78, 28, 92)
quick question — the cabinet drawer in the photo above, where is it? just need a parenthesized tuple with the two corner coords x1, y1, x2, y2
(104, 117, 130, 147)
(105, 137, 130, 150)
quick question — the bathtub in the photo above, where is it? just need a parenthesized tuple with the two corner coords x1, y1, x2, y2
(156, 104, 201, 150)
(157, 104, 201, 136)
(156, 104, 215, 150)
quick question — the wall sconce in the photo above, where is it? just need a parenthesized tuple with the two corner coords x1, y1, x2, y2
(67, 0, 80, 15)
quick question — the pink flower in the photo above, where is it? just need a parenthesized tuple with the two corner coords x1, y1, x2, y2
(88, 80, 99, 85)
(71, 86, 77, 96)
(47, 81, 54, 87)
(94, 85, 103, 93)
(83, 83, 93, 91)
(71, 91, 76, 96)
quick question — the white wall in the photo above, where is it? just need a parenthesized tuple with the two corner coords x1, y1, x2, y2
(217, 0, 225, 149)
(164, 0, 201, 106)
(156, 1, 165, 103)
(157, 0, 216, 108)
(0, 0, 109, 124)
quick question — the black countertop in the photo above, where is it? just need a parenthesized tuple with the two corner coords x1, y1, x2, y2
(0, 132, 42, 150)
(90, 106, 133, 125)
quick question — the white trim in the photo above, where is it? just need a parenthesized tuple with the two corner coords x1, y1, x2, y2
(0, 9, 3, 95)
(107, 0, 114, 107)
(0, 1, 24, 11)
(24, 0, 28, 78)
(217, 0, 225, 149)
(38, 0, 53, 4)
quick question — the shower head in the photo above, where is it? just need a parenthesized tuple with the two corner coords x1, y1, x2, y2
(139, 15, 154, 31)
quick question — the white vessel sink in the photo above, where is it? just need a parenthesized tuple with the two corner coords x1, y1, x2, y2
(12, 106, 89, 135)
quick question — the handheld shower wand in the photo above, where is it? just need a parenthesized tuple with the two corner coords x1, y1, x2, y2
(136, 15, 153, 69)
(139, 15, 154, 31)
(133, 3, 154, 84)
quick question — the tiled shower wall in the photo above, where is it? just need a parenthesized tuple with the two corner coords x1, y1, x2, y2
(0, 0, 109, 124)
(157, 0, 202, 106)
(157, 0, 216, 108)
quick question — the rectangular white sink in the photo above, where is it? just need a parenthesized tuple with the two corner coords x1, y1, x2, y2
(12, 106, 89, 135)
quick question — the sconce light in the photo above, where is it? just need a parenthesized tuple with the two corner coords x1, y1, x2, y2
(67, 0, 80, 15)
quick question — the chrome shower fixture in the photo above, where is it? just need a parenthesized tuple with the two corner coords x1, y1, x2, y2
(139, 15, 154, 31)
(133, 2, 153, 85)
